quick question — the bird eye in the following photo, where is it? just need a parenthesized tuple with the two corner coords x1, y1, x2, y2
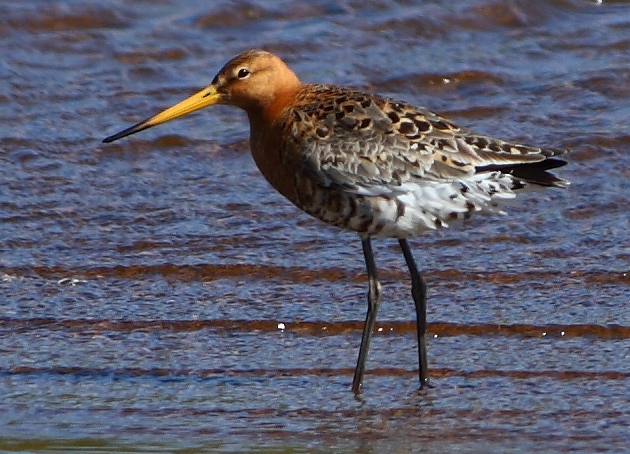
(237, 68, 250, 79)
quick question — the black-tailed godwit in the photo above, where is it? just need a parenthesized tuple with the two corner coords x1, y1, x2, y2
(104, 50, 569, 393)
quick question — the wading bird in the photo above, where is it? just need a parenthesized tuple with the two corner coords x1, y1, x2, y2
(104, 50, 568, 393)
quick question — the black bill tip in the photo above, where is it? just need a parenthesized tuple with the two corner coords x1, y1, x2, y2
(103, 119, 151, 143)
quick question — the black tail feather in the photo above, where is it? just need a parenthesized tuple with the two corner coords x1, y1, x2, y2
(477, 158, 569, 188)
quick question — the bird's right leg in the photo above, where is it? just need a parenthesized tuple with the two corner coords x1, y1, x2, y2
(398, 238, 429, 388)
(352, 237, 382, 394)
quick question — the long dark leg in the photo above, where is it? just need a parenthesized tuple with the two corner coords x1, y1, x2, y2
(352, 237, 382, 394)
(398, 238, 429, 388)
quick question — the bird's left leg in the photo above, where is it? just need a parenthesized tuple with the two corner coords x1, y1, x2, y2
(352, 237, 382, 394)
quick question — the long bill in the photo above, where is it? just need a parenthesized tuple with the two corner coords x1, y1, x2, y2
(103, 85, 221, 143)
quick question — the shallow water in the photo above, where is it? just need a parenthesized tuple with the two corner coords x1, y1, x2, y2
(1, 0, 629, 452)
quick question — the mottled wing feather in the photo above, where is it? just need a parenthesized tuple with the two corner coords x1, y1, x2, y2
(290, 84, 567, 195)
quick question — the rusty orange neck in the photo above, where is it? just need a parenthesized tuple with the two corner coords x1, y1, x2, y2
(245, 84, 304, 205)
